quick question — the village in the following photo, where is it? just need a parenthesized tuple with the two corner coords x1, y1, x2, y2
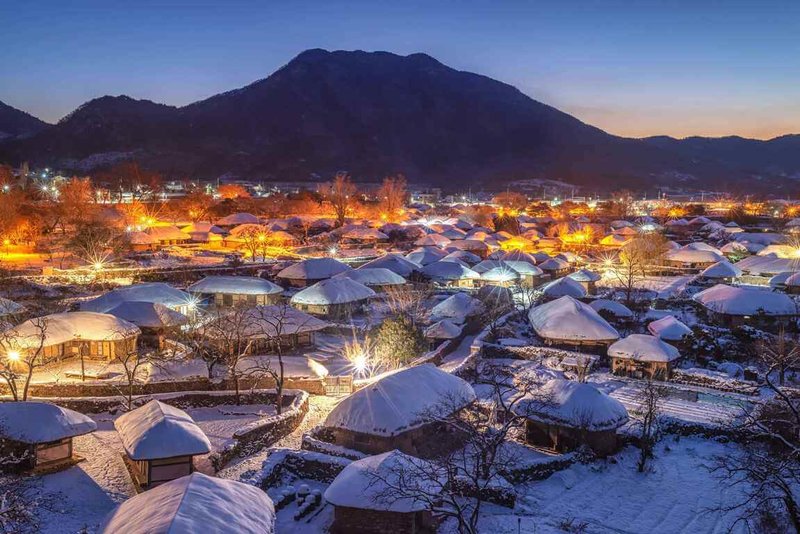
(1, 167, 799, 533)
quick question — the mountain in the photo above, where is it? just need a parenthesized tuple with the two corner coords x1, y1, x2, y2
(0, 100, 49, 140)
(1, 49, 799, 191)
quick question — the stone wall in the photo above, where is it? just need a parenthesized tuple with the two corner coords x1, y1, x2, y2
(247, 448, 352, 490)
(1, 375, 326, 399)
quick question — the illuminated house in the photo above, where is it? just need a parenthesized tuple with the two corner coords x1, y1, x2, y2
(0, 402, 97, 473)
(290, 278, 375, 318)
(2, 312, 139, 363)
(276, 257, 352, 288)
(114, 400, 211, 489)
(187, 275, 284, 307)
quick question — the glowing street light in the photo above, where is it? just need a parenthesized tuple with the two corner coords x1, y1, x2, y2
(7, 350, 20, 362)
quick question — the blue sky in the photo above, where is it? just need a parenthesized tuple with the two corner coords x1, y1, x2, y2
(1, 0, 798, 138)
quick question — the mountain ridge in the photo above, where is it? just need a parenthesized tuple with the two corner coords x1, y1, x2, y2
(1, 49, 799, 191)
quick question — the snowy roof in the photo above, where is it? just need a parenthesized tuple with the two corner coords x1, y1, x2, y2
(343, 227, 389, 241)
(538, 257, 570, 271)
(290, 277, 376, 305)
(338, 268, 406, 287)
(361, 253, 421, 276)
(528, 296, 619, 343)
(234, 305, 329, 337)
(757, 244, 797, 258)
(324, 450, 436, 512)
(666, 248, 724, 264)
(600, 234, 630, 246)
(471, 259, 505, 274)
(448, 239, 490, 252)
(217, 212, 260, 225)
(515, 379, 629, 431)
(785, 272, 800, 287)
(648, 315, 692, 341)
(0, 297, 25, 317)
(720, 242, 749, 254)
(415, 234, 451, 247)
(100, 473, 275, 534)
(442, 250, 482, 265)
(568, 269, 602, 282)
(406, 246, 449, 266)
(114, 400, 211, 460)
(180, 222, 224, 234)
(700, 260, 742, 279)
(276, 257, 352, 281)
(422, 260, 481, 281)
(693, 284, 797, 316)
(608, 334, 681, 362)
(0, 402, 96, 443)
(588, 299, 633, 318)
(502, 260, 543, 276)
(481, 265, 521, 283)
(735, 254, 796, 276)
(145, 225, 190, 241)
(424, 319, 462, 339)
(324, 364, 476, 436)
(6, 312, 140, 349)
(497, 250, 538, 264)
(107, 301, 188, 328)
(613, 226, 638, 236)
(689, 216, 712, 225)
(543, 277, 588, 299)
(128, 231, 157, 245)
(430, 292, 484, 322)
(684, 242, 723, 254)
(187, 275, 283, 296)
(81, 283, 194, 313)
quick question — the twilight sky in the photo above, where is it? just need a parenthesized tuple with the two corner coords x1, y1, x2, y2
(2, 0, 798, 139)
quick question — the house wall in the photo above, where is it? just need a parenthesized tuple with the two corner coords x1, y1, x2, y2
(525, 420, 620, 457)
(34, 335, 138, 363)
(610, 357, 674, 380)
(331, 506, 433, 534)
(325, 420, 465, 459)
(210, 292, 282, 307)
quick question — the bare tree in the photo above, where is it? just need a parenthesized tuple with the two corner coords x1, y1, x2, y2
(612, 233, 669, 306)
(202, 305, 257, 404)
(759, 326, 800, 386)
(377, 175, 408, 222)
(710, 358, 800, 531)
(0, 317, 51, 401)
(105, 332, 165, 412)
(320, 172, 357, 227)
(384, 285, 431, 328)
(633, 376, 666, 472)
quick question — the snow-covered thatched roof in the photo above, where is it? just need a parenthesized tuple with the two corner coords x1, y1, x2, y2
(608, 334, 681, 362)
(528, 296, 619, 343)
(568, 269, 602, 283)
(600, 234, 630, 247)
(515, 379, 629, 431)
(276, 257, 352, 281)
(361, 253, 421, 276)
(542, 277, 588, 299)
(424, 319, 462, 340)
(442, 250, 482, 265)
(414, 234, 450, 247)
(100, 473, 275, 534)
(81, 283, 194, 313)
(538, 257, 570, 271)
(0, 402, 96, 444)
(735, 254, 795, 276)
(700, 260, 742, 279)
(232, 305, 329, 337)
(342, 227, 389, 241)
(290, 278, 376, 306)
(324, 450, 436, 512)
(720, 241, 749, 254)
(430, 292, 483, 323)
(588, 299, 633, 318)
(114, 400, 211, 460)
(107, 302, 188, 329)
(684, 242, 723, 254)
(128, 231, 157, 245)
(187, 275, 283, 296)
(481, 265, 521, 283)
(339, 268, 407, 287)
(648, 315, 692, 341)
(497, 249, 538, 265)
(666, 248, 724, 264)
(6, 312, 140, 349)
(448, 239, 489, 252)
(422, 260, 481, 281)
(693, 284, 797, 316)
(217, 212, 259, 226)
(180, 222, 224, 234)
(145, 225, 189, 241)
(324, 364, 476, 436)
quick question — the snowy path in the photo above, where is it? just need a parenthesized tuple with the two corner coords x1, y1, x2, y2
(609, 383, 745, 425)
(440, 334, 476, 373)
(218, 394, 341, 481)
